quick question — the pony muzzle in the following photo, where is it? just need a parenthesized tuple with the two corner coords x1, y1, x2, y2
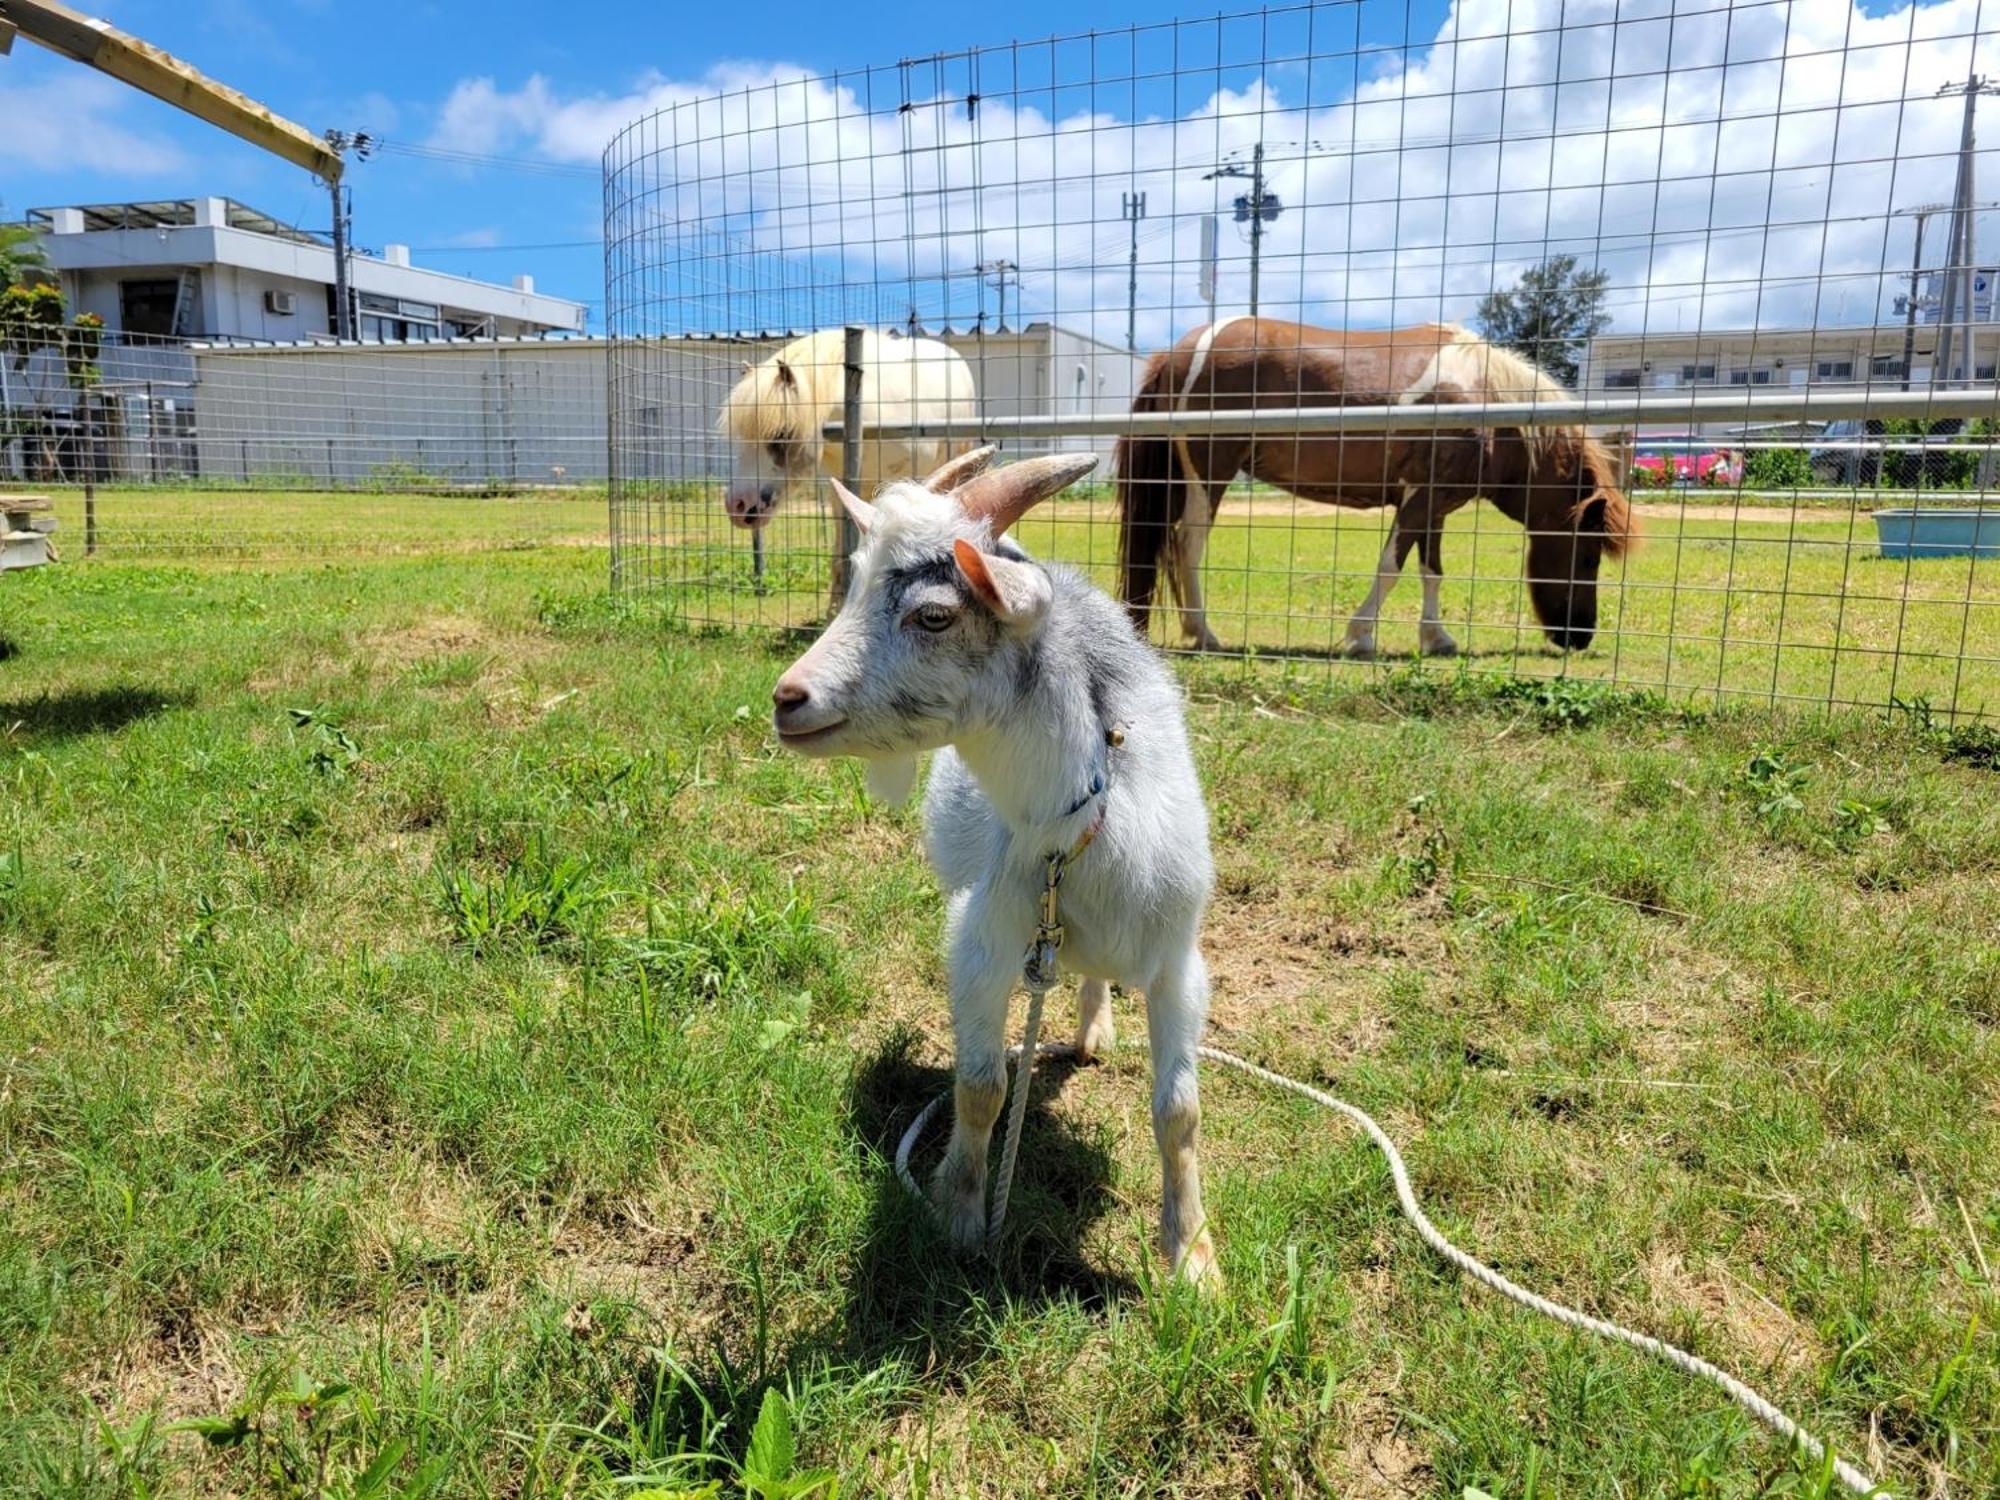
(725, 482, 779, 529)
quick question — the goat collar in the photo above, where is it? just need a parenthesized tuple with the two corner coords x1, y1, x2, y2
(1052, 722, 1125, 861)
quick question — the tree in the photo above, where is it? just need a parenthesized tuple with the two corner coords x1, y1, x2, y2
(1474, 254, 1611, 388)
(0, 222, 52, 292)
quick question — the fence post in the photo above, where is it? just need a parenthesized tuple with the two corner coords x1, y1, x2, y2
(832, 324, 865, 608)
(83, 393, 99, 557)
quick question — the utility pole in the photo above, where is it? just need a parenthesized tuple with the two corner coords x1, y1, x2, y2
(1933, 74, 2000, 386)
(1205, 140, 1283, 318)
(979, 259, 1017, 333)
(321, 129, 374, 342)
(1121, 191, 1147, 350)
(1893, 199, 2000, 390)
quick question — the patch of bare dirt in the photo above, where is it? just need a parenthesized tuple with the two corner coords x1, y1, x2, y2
(1644, 1245, 1826, 1380)
(1328, 1394, 1435, 1497)
(363, 612, 492, 669)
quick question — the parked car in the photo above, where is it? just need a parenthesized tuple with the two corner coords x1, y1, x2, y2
(1631, 435, 1742, 487)
(1808, 420, 1878, 485)
(1809, 418, 1967, 488)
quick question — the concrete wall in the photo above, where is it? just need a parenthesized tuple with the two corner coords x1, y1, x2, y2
(192, 341, 607, 485)
(6, 325, 1148, 488)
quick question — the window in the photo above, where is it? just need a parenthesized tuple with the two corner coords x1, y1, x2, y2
(1871, 356, 1907, 378)
(1680, 363, 1717, 382)
(1728, 369, 1773, 386)
(357, 292, 443, 343)
(1816, 360, 1855, 380)
(1602, 368, 1642, 389)
(120, 279, 181, 337)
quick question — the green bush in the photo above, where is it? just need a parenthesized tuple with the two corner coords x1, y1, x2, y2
(1742, 446, 1812, 489)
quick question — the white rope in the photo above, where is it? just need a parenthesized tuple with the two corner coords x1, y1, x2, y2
(1195, 1044, 1885, 1498)
(985, 982, 1049, 1255)
(893, 1035, 1886, 1498)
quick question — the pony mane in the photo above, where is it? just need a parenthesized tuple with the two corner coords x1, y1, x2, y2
(1575, 431, 1637, 557)
(717, 327, 850, 444)
(1414, 324, 1579, 469)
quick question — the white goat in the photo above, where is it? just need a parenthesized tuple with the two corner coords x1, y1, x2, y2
(772, 449, 1219, 1281)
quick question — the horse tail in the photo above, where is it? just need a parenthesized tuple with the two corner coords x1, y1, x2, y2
(1116, 350, 1185, 635)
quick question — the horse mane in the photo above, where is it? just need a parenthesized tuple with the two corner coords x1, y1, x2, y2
(717, 327, 850, 445)
(1412, 326, 1635, 556)
(1576, 431, 1637, 557)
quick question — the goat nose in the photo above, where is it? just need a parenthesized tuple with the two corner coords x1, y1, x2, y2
(773, 678, 809, 711)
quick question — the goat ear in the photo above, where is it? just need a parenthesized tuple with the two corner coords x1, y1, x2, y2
(925, 444, 997, 492)
(955, 452, 1098, 537)
(828, 475, 877, 534)
(774, 358, 797, 390)
(953, 538, 1051, 627)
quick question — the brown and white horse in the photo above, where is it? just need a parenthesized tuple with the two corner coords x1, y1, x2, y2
(1116, 318, 1636, 655)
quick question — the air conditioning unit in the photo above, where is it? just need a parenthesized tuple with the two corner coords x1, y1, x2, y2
(264, 289, 297, 316)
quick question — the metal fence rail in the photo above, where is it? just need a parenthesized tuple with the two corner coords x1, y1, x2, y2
(605, 0, 2000, 720)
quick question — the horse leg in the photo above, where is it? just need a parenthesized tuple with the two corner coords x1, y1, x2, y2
(1343, 520, 1415, 658)
(1416, 523, 1458, 657)
(1074, 977, 1114, 1061)
(1175, 477, 1226, 652)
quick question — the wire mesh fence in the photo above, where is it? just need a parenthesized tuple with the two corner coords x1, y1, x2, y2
(2, 332, 605, 560)
(604, 0, 2000, 720)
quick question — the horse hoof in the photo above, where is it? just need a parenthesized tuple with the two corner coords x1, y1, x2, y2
(1342, 637, 1377, 661)
(1419, 632, 1459, 658)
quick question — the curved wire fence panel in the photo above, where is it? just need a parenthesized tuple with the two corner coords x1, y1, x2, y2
(604, 0, 2000, 720)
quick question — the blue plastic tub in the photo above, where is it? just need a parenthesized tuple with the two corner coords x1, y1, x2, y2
(1873, 507, 2000, 560)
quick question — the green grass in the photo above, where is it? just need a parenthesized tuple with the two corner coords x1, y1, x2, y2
(644, 487, 2000, 720)
(0, 542, 1995, 1497)
(38, 485, 607, 560)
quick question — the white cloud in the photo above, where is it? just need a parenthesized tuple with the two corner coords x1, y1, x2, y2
(0, 73, 189, 178)
(429, 1, 2000, 346)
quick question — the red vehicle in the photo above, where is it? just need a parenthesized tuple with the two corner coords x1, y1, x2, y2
(1631, 433, 1742, 487)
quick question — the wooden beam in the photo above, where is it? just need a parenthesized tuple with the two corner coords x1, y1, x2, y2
(0, 0, 341, 181)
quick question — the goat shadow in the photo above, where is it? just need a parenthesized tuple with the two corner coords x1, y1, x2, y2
(830, 1025, 1139, 1371)
(0, 684, 189, 741)
(603, 1026, 1140, 1472)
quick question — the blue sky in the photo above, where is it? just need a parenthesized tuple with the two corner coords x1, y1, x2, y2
(2, 0, 1451, 330)
(3, 1, 1992, 342)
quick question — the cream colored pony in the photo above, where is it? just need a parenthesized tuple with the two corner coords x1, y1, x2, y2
(720, 328, 979, 527)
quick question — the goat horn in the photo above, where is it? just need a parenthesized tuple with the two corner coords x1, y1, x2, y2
(828, 475, 878, 535)
(924, 444, 997, 492)
(955, 452, 1099, 537)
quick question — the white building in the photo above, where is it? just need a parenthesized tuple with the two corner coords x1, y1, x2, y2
(26, 198, 586, 342)
(1581, 320, 2000, 398)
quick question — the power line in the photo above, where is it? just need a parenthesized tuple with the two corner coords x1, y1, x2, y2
(370, 138, 599, 181)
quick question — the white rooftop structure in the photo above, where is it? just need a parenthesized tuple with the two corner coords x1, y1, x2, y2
(26, 197, 586, 342)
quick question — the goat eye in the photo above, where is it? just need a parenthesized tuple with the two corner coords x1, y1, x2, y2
(910, 603, 956, 633)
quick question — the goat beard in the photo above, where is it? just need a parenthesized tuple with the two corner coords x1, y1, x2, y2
(863, 753, 920, 806)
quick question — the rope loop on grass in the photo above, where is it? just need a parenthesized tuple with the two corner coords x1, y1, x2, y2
(894, 1035, 1887, 1498)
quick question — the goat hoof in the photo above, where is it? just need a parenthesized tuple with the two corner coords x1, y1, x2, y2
(1072, 1018, 1115, 1063)
(1172, 1230, 1222, 1290)
(931, 1171, 987, 1253)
